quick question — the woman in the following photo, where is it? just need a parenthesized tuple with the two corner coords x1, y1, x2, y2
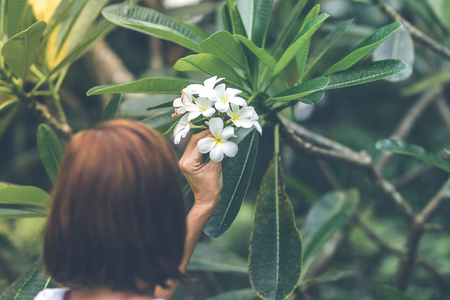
(34, 119, 223, 300)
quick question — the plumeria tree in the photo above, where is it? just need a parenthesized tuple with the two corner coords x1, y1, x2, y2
(84, 0, 406, 299)
(3, 0, 450, 299)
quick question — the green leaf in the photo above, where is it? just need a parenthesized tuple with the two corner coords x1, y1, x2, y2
(87, 78, 194, 96)
(101, 94, 123, 122)
(208, 289, 257, 300)
(200, 31, 249, 72)
(372, 26, 414, 82)
(302, 269, 354, 287)
(269, 77, 329, 102)
(271, 0, 309, 56)
(2, 21, 46, 79)
(378, 285, 417, 300)
(296, 5, 320, 83)
(0, 98, 21, 139)
(37, 124, 65, 184)
(325, 59, 407, 89)
(272, 13, 329, 80)
(141, 112, 177, 134)
(0, 186, 51, 207)
(174, 54, 244, 89)
(188, 242, 247, 273)
(249, 156, 302, 300)
(225, 0, 247, 37)
(324, 22, 402, 75)
(6, 0, 27, 38)
(102, 4, 203, 52)
(301, 189, 359, 275)
(221, 4, 233, 33)
(235, 34, 277, 71)
(0, 206, 45, 219)
(0, 0, 6, 41)
(0, 259, 57, 300)
(236, 0, 274, 47)
(204, 129, 259, 238)
(51, 19, 112, 74)
(305, 19, 353, 77)
(375, 139, 450, 173)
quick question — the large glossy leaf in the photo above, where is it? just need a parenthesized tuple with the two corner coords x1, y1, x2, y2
(0, 206, 46, 219)
(37, 124, 64, 184)
(234, 35, 276, 70)
(0, 0, 6, 41)
(378, 285, 417, 300)
(102, 4, 203, 52)
(373, 26, 414, 82)
(249, 156, 302, 300)
(296, 5, 320, 83)
(225, 0, 247, 37)
(305, 19, 353, 77)
(2, 21, 46, 79)
(141, 112, 177, 134)
(272, 13, 329, 80)
(301, 189, 359, 275)
(236, 0, 273, 47)
(174, 54, 244, 88)
(87, 78, 194, 96)
(271, 0, 309, 56)
(6, 0, 27, 38)
(325, 59, 406, 89)
(324, 22, 401, 75)
(51, 19, 112, 74)
(0, 259, 57, 300)
(200, 31, 249, 72)
(188, 242, 247, 273)
(208, 289, 257, 300)
(101, 94, 123, 122)
(375, 139, 450, 173)
(204, 129, 259, 237)
(269, 77, 329, 102)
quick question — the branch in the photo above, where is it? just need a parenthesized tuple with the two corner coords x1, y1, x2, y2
(355, 215, 450, 291)
(395, 177, 450, 290)
(27, 98, 73, 141)
(376, 88, 441, 172)
(279, 118, 416, 222)
(370, 0, 450, 60)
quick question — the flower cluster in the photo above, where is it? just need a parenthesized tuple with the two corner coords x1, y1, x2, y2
(173, 76, 262, 162)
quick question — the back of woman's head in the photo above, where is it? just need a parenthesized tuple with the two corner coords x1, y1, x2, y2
(44, 119, 186, 294)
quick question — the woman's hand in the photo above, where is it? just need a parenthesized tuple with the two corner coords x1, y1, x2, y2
(179, 130, 223, 210)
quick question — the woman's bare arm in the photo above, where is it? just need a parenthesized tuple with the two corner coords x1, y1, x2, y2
(154, 131, 222, 300)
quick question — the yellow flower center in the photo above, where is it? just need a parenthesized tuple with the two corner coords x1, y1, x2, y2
(214, 137, 223, 144)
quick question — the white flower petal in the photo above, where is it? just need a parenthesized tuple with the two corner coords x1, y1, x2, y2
(226, 87, 242, 97)
(229, 96, 247, 107)
(197, 137, 216, 153)
(204, 76, 222, 89)
(173, 97, 183, 107)
(209, 146, 224, 162)
(188, 111, 201, 122)
(196, 97, 213, 108)
(214, 84, 226, 96)
(215, 101, 229, 113)
(208, 117, 224, 137)
(221, 141, 238, 157)
(202, 107, 216, 117)
(237, 107, 255, 119)
(221, 126, 235, 140)
(238, 119, 253, 128)
(253, 121, 262, 135)
(185, 84, 204, 94)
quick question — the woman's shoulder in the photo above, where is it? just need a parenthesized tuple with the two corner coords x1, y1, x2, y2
(33, 288, 68, 300)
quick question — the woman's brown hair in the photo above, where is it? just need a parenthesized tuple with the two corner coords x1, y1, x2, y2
(44, 119, 186, 294)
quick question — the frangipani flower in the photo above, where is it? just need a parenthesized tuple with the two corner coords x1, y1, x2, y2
(173, 90, 195, 116)
(197, 118, 238, 162)
(185, 97, 216, 121)
(173, 114, 190, 144)
(227, 104, 254, 128)
(185, 76, 224, 98)
(212, 84, 247, 113)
